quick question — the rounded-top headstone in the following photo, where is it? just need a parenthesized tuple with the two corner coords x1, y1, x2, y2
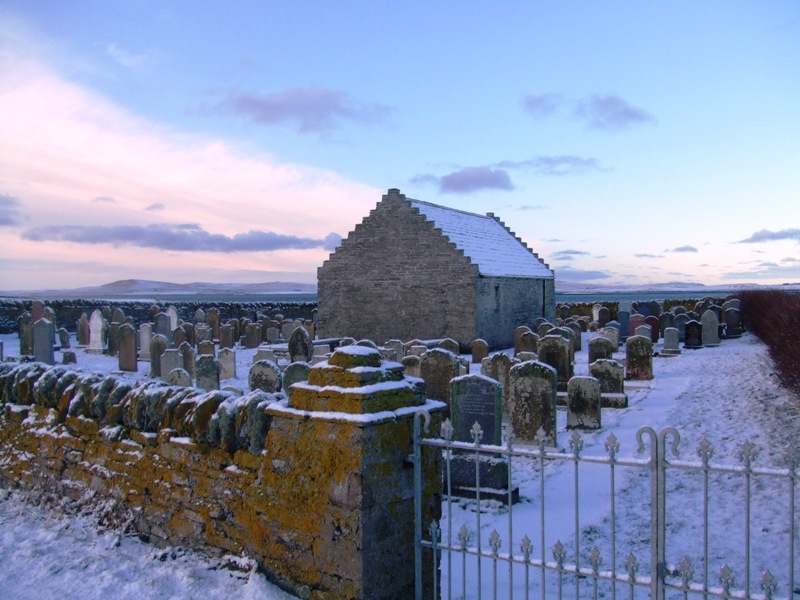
(288, 325, 314, 363)
(328, 345, 381, 369)
(249, 360, 283, 393)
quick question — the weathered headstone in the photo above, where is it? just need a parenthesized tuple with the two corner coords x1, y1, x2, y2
(165, 368, 192, 387)
(724, 308, 742, 338)
(194, 308, 206, 324)
(218, 347, 237, 379)
(196, 355, 221, 391)
(401, 355, 421, 378)
(625, 335, 653, 380)
(289, 326, 314, 363)
(118, 323, 137, 372)
(659, 312, 674, 335)
(536, 334, 572, 392)
(684, 319, 703, 349)
(419, 348, 460, 408)
(166, 305, 179, 331)
(138, 323, 152, 361)
(254, 347, 277, 363)
(471, 339, 488, 364)
(598, 307, 610, 328)
(566, 376, 602, 430)
(87, 310, 107, 354)
(160, 349, 183, 379)
(701, 309, 721, 347)
(179, 341, 196, 380)
(249, 360, 282, 393)
(518, 331, 539, 355)
(481, 352, 519, 416)
(537, 322, 554, 338)
(598, 326, 619, 348)
(206, 308, 220, 340)
(438, 338, 460, 356)
(617, 310, 631, 341)
(18, 312, 33, 356)
(672, 313, 690, 343)
(588, 336, 615, 364)
(644, 316, 660, 342)
(149, 334, 168, 377)
(245, 323, 261, 349)
(265, 327, 280, 344)
(198, 340, 215, 356)
(635, 324, 652, 339)
(589, 359, 625, 394)
(628, 313, 646, 339)
(111, 307, 126, 324)
(283, 362, 311, 397)
(514, 326, 533, 355)
(33, 318, 55, 365)
(219, 324, 235, 350)
(77, 313, 90, 346)
(107, 322, 120, 357)
(281, 321, 296, 341)
(508, 360, 557, 445)
(172, 326, 187, 349)
(566, 322, 581, 352)
(62, 351, 77, 365)
(661, 327, 681, 357)
(153, 313, 172, 345)
(57, 327, 70, 349)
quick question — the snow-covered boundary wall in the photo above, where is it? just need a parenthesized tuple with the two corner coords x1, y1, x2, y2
(0, 359, 443, 600)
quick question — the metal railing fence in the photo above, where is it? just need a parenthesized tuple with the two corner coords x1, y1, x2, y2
(413, 411, 799, 600)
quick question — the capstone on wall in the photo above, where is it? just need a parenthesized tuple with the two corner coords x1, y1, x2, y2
(317, 194, 478, 345)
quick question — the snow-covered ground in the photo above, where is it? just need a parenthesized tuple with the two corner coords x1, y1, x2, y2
(1, 330, 799, 599)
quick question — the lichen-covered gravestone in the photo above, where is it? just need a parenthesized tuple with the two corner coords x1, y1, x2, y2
(196, 355, 221, 391)
(118, 323, 137, 372)
(480, 352, 519, 416)
(588, 336, 615, 364)
(566, 376, 602, 430)
(471, 339, 488, 364)
(537, 334, 572, 392)
(248, 360, 283, 393)
(149, 334, 168, 377)
(218, 347, 236, 379)
(288, 326, 314, 363)
(508, 360, 558, 445)
(419, 348, 460, 408)
(282, 361, 311, 398)
(33, 318, 55, 365)
(625, 335, 653, 380)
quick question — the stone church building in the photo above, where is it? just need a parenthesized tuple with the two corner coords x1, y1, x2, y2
(317, 188, 555, 349)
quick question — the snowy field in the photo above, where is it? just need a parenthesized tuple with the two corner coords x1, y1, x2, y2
(1, 330, 799, 599)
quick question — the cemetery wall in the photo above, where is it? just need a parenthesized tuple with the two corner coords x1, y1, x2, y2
(318, 196, 478, 345)
(0, 298, 315, 334)
(0, 362, 442, 599)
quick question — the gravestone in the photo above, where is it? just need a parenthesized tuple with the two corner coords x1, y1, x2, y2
(87, 310, 107, 354)
(635, 324, 652, 339)
(701, 309, 721, 347)
(194, 308, 206, 324)
(598, 327, 619, 347)
(289, 326, 314, 363)
(281, 321, 296, 341)
(661, 327, 681, 357)
(725, 308, 742, 338)
(592, 304, 603, 322)
(249, 360, 282, 393)
(172, 327, 187, 349)
(181, 322, 195, 348)
(118, 323, 137, 372)
(62, 351, 77, 365)
(218, 347, 237, 379)
(160, 349, 183, 379)
(672, 313, 690, 343)
(219, 324, 235, 350)
(659, 312, 674, 335)
(149, 334, 169, 377)
(566, 376, 602, 430)
(617, 310, 631, 341)
(598, 307, 610, 328)
(33, 318, 55, 365)
(195, 324, 213, 345)
(420, 348, 460, 408)
(471, 339, 488, 364)
(589, 359, 625, 394)
(254, 348, 277, 363)
(438, 338, 460, 356)
(111, 307, 126, 324)
(401, 355, 421, 378)
(672, 305, 687, 315)
(550, 326, 575, 365)
(514, 326, 533, 355)
(148, 305, 160, 320)
(626, 335, 653, 380)
(245, 323, 261, 349)
(480, 352, 519, 416)
(628, 314, 646, 339)
(266, 327, 280, 344)
(644, 316, 660, 342)
(138, 323, 152, 361)
(179, 342, 196, 380)
(537, 322, 554, 338)
(407, 345, 427, 357)
(153, 313, 172, 345)
(566, 322, 581, 352)
(165, 368, 192, 387)
(283, 362, 311, 397)
(383, 339, 404, 363)
(450, 374, 503, 446)
(166, 305, 179, 331)
(508, 360, 557, 445)
(77, 313, 90, 346)
(31, 300, 45, 323)
(206, 308, 220, 340)
(536, 334, 572, 391)
(196, 355, 221, 391)
(228, 318, 240, 342)
(57, 327, 70, 349)
(18, 312, 33, 355)
(107, 322, 120, 357)
(198, 340, 215, 356)
(648, 301, 661, 318)
(684, 320, 703, 349)
(588, 336, 615, 364)
(518, 331, 539, 355)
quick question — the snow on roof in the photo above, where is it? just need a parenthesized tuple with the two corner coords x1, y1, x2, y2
(407, 198, 553, 279)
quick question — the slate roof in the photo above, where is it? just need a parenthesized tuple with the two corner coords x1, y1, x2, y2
(407, 198, 553, 279)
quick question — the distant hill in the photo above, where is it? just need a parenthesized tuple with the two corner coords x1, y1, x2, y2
(0, 279, 317, 299)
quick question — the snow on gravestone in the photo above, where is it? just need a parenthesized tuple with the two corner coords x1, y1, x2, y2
(288, 326, 314, 363)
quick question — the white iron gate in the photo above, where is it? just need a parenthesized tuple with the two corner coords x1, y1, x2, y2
(413, 411, 799, 600)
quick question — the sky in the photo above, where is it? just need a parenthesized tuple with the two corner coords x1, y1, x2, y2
(1, 2, 799, 291)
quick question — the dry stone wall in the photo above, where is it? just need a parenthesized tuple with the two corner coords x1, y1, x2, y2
(0, 356, 444, 600)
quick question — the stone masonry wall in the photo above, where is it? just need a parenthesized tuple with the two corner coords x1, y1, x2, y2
(317, 191, 478, 346)
(0, 359, 443, 599)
